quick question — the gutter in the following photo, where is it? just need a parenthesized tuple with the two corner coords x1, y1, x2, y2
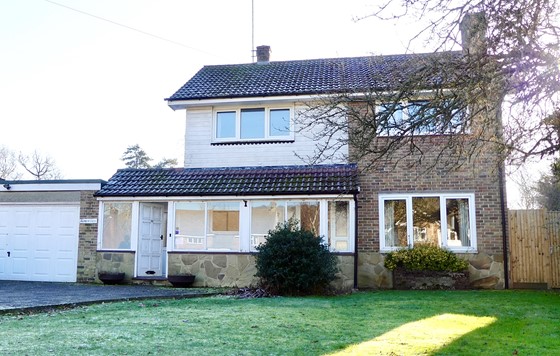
(498, 164, 509, 289)
(353, 192, 359, 289)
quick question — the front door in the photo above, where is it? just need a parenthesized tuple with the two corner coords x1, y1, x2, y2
(137, 203, 164, 277)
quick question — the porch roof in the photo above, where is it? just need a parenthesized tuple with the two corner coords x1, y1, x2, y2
(95, 164, 359, 197)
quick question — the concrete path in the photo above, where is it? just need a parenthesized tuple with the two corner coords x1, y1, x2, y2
(0, 281, 216, 312)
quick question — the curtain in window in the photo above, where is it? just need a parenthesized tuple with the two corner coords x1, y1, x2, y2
(458, 199, 470, 246)
(384, 201, 396, 246)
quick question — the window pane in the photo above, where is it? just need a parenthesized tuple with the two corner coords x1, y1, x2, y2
(175, 202, 205, 250)
(240, 108, 265, 139)
(102, 203, 132, 249)
(408, 100, 437, 134)
(412, 197, 441, 245)
(329, 201, 350, 251)
(207, 202, 240, 250)
(269, 109, 290, 136)
(216, 111, 236, 138)
(377, 103, 404, 136)
(446, 198, 471, 247)
(287, 201, 320, 234)
(251, 201, 286, 249)
(384, 199, 407, 247)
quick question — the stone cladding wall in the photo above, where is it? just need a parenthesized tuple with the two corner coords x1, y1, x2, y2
(168, 253, 355, 289)
(76, 190, 100, 282)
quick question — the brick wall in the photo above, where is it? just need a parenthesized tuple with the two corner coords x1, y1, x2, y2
(77, 191, 99, 282)
(355, 135, 506, 255)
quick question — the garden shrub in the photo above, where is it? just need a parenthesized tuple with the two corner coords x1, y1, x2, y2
(384, 244, 469, 272)
(255, 220, 339, 296)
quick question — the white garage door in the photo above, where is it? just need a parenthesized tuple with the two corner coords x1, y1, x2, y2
(0, 205, 80, 282)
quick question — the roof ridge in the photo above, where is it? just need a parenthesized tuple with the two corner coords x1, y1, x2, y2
(200, 50, 462, 69)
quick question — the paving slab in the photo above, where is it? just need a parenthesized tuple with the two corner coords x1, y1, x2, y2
(0, 281, 216, 312)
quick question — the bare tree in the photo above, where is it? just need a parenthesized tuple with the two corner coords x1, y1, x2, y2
(0, 146, 22, 180)
(297, 1, 560, 171)
(509, 167, 539, 209)
(18, 150, 63, 180)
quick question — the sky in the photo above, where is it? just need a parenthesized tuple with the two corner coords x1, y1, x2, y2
(0, 0, 534, 206)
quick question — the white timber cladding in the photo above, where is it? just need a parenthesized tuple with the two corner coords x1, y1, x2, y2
(183, 103, 349, 168)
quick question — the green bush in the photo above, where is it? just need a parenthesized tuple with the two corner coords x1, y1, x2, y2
(384, 244, 469, 272)
(255, 221, 339, 296)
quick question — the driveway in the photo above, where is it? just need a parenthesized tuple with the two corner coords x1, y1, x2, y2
(0, 281, 216, 312)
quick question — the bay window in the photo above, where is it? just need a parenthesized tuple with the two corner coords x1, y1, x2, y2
(379, 193, 476, 252)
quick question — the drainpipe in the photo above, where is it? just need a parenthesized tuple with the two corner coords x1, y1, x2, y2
(353, 192, 359, 289)
(498, 164, 509, 289)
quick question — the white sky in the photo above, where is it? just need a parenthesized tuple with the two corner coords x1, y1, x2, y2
(0, 0, 529, 207)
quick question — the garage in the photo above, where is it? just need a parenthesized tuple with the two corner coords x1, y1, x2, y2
(0, 180, 104, 282)
(0, 205, 79, 282)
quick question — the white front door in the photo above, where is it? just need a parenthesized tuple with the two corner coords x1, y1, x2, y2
(136, 203, 164, 277)
(0, 205, 80, 282)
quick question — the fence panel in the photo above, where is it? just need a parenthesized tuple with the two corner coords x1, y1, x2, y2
(508, 209, 551, 288)
(548, 211, 560, 288)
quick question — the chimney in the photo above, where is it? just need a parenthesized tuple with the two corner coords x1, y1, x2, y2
(256, 45, 271, 63)
(460, 12, 487, 55)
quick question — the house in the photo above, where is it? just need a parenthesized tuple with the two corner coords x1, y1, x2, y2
(95, 15, 507, 289)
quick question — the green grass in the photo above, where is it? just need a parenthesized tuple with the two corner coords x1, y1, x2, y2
(0, 290, 558, 355)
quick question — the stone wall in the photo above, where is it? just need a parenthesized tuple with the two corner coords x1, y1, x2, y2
(96, 252, 135, 283)
(168, 252, 355, 289)
(357, 251, 504, 289)
(76, 190, 99, 282)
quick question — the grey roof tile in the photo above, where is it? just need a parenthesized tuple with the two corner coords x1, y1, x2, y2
(166, 52, 461, 101)
(95, 164, 358, 197)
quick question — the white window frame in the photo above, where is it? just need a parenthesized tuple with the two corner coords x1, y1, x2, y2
(168, 197, 354, 253)
(97, 201, 138, 251)
(212, 105, 294, 143)
(376, 99, 466, 136)
(378, 192, 477, 253)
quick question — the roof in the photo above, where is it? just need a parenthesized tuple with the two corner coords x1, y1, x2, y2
(166, 51, 461, 102)
(95, 164, 359, 197)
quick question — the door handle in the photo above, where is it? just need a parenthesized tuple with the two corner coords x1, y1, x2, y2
(160, 235, 164, 240)
(7, 251, 10, 257)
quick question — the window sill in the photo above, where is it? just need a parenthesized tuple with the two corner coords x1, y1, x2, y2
(97, 249, 135, 253)
(211, 139, 294, 146)
(380, 247, 477, 254)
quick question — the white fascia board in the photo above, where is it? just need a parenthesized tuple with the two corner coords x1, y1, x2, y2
(167, 95, 321, 110)
(97, 194, 356, 202)
(2, 182, 104, 192)
(167, 89, 448, 110)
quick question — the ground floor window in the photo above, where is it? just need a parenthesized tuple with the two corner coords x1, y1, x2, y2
(98, 197, 354, 253)
(379, 193, 476, 252)
(172, 198, 354, 253)
(100, 202, 132, 249)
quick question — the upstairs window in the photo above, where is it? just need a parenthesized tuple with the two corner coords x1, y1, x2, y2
(214, 107, 292, 142)
(376, 100, 465, 136)
(216, 111, 236, 139)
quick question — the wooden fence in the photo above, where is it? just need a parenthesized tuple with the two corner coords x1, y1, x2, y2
(508, 209, 560, 289)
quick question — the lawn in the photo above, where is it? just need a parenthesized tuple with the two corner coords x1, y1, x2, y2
(0, 290, 558, 355)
